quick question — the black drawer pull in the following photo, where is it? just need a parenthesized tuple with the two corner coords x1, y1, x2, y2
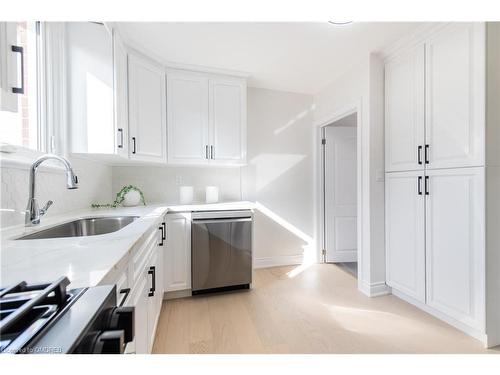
(119, 288, 130, 307)
(417, 176, 422, 195)
(425, 144, 430, 164)
(425, 176, 430, 195)
(132, 137, 136, 154)
(118, 128, 123, 148)
(148, 266, 156, 297)
(158, 225, 164, 246)
(418, 145, 422, 165)
(162, 222, 166, 241)
(11, 45, 24, 94)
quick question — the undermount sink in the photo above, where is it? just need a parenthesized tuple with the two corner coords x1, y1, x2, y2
(16, 216, 140, 240)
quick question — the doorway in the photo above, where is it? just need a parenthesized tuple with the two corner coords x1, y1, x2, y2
(321, 112, 358, 276)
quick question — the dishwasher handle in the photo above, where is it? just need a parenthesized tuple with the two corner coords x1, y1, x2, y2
(192, 217, 252, 224)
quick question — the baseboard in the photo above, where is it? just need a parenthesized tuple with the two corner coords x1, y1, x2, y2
(359, 280, 391, 297)
(253, 254, 303, 269)
(392, 288, 488, 346)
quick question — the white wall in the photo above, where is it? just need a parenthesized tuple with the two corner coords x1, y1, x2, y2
(313, 53, 387, 296)
(0, 156, 112, 228)
(242, 87, 315, 267)
(112, 165, 242, 204)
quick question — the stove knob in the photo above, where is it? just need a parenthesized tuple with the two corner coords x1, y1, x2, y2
(108, 306, 134, 343)
(93, 330, 125, 354)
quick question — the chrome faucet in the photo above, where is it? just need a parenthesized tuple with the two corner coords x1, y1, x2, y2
(26, 154, 78, 226)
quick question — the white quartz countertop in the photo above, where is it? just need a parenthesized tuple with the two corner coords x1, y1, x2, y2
(0, 201, 254, 289)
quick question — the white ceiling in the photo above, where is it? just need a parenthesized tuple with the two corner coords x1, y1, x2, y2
(116, 22, 422, 95)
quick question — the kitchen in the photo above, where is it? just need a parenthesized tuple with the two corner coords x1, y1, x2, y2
(1, 2, 500, 371)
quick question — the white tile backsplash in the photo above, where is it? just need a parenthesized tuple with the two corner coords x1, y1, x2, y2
(112, 165, 242, 205)
(0, 156, 112, 228)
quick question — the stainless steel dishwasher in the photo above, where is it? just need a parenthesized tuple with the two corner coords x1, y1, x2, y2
(191, 210, 253, 294)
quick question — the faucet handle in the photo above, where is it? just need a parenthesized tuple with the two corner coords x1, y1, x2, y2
(40, 200, 53, 216)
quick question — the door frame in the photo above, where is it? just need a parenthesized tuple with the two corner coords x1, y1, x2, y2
(315, 101, 363, 280)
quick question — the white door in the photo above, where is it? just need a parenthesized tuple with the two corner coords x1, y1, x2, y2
(164, 213, 192, 292)
(128, 53, 167, 163)
(324, 124, 357, 263)
(425, 167, 485, 330)
(425, 23, 485, 169)
(113, 31, 129, 158)
(384, 44, 425, 172)
(147, 248, 160, 352)
(209, 78, 246, 164)
(385, 170, 426, 302)
(167, 72, 209, 164)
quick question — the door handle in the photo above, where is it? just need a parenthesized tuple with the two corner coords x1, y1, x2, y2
(148, 266, 155, 297)
(158, 225, 164, 246)
(417, 176, 422, 195)
(119, 288, 130, 307)
(205, 145, 209, 159)
(118, 128, 123, 149)
(418, 146, 422, 165)
(425, 176, 430, 195)
(425, 144, 430, 164)
(11, 45, 24, 94)
(162, 222, 166, 241)
(132, 137, 136, 154)
(210, 145, 214, 159)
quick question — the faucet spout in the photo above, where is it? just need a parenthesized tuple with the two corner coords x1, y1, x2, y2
(26, 154, 78, 226)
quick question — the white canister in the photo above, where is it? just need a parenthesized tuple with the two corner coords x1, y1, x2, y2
(179, 186, 194, 204)
(205, 186, 219, 204)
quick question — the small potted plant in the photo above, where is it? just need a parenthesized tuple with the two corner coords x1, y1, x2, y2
(92, 185, 146, 208)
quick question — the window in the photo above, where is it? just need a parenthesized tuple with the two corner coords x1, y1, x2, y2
(0, 21, 45, 152)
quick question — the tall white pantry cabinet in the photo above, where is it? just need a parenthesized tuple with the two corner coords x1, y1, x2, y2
(384, 22, 500, 347)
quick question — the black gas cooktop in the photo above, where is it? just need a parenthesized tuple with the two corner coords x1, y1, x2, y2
(0, 277, 134, 354)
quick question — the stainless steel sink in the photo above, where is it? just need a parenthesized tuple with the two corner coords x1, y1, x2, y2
(16, 216, 140, 240)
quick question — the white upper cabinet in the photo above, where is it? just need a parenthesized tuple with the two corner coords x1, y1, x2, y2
(128, 53, 167, 163)
(166, 70, 247, 166)
(209, 78, 247, 164)
(385, 170, 426, 302)
(385, 44, 425, 172)
(0, 22, 19, 112)
(167, 71, 209, 164)
(67, 22, 116, 155)
(425, 167, 485, 330)
(113, 31, 129, 158)
(425, 23, 485, 169)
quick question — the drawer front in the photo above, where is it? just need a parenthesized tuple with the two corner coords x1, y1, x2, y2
(131, 226, 162, 285)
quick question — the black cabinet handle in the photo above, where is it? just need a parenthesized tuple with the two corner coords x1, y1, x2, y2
(11, 45, 24, 94)
(425, 176, 430, 195)
(418, 176, 423, 195)
(205, 145, 209, 159)
(119, 288, 130, 307)
(425, 144, 430, 164)
(158, 225, 164, 246)
(118, 128, 123, 149)
(132, 137, 136, 154)
(418, 145, 422, 165)
(210, 145, 214, 159)
(162, 222, 166, 241)
(148, 266, 155, 297)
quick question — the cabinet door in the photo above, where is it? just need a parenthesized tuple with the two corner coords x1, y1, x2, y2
(67, 22, 115, 154)
(164, 213, 192, 292)
(425, 23, 485, 169)
(127, 274, 149, 354)
(167, 72, 209, 164)
(209, 78, 247, 164)
(425, 167, 484, 330)
(385, 171, 426, 302)
(128, 53, 167, 163)
(384, 44, 425, 172)
(147, 248, 160, 352)
(113, 31, 129, 157)
(0, 22, 18, 112)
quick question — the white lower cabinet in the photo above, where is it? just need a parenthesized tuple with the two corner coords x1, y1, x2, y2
(386, 167, 485, 337)
(385, 171, 426, 302)
(164, 212, 192, 292)
(425, 167, 485, 330)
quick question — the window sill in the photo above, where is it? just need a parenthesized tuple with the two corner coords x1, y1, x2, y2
(0, 144, 66, 173)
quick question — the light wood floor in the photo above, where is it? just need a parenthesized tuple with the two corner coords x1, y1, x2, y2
(152, 264, 499, 354)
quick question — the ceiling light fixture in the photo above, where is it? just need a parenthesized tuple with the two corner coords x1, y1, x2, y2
(328, 21, 353, 26)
